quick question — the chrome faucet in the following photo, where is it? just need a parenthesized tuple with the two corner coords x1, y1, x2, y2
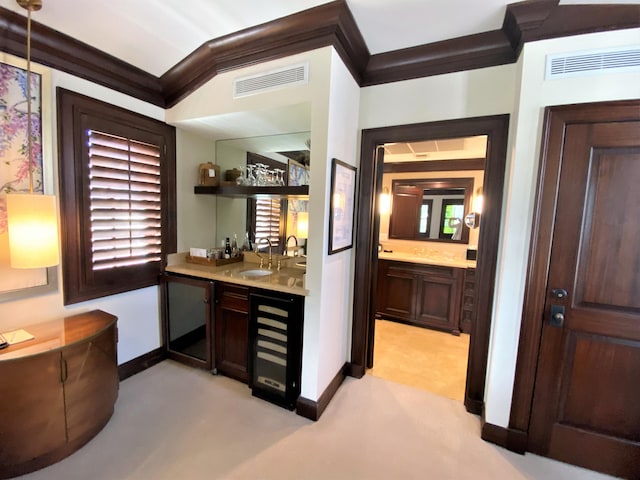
(257, 237, 273, 269)
(285, 235, 298, 255)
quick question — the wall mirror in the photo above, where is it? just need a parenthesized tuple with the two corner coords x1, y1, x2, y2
(215, 132, 310, 251)
(388, 177, 474, 244)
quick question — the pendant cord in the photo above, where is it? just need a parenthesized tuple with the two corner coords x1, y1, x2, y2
(26, 7, 33, 194)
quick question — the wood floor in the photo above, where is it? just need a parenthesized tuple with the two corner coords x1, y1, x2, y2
(369, 319, 470, 401)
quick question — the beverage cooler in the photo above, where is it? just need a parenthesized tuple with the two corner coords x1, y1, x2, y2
(249, 290, 304, 410)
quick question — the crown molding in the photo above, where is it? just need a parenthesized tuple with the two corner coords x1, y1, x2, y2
(362, 30, 515, 87)
(0, 6, 165, 107)
(1, 1, 637, 108)
(160, 0, 368, 107)
(503, 0, 640, 55)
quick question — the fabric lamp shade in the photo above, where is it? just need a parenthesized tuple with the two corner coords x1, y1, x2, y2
(6, 193, 60, 268)
(296, 211, 309, 239)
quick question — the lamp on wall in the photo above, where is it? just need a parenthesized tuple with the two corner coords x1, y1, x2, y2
(379, 186, 391, 215)
(464, 187, 483, 230)
(6, 0, 59, 269)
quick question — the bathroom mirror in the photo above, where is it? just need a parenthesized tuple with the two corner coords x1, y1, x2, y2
(215, 132, 310, 249)
(388, 177, 474, 244)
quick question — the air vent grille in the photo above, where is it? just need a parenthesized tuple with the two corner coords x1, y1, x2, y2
(546, 46, 640, 80)
(234, 63, 308, 98)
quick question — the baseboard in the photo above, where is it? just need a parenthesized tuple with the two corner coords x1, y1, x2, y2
(118, 347, 166, 381)
(344, 362, 365, 378)
(296, 363, 347, 421)
(480, 408, 528, 454)
(465, 395, 484, 415)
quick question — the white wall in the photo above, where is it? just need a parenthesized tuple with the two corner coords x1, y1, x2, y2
(310, 49, 361, 398)
(0, 52, 166, 364)
(175, 129, 217, 252)
(484, 28, 640, 427)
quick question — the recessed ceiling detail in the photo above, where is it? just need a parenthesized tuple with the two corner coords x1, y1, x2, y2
(384, 136, 488, 162)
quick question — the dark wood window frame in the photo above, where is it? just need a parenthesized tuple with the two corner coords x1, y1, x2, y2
(349, 115, 509, 417)
(57, 88, 176, 305)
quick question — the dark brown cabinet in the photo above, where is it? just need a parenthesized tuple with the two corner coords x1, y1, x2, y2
(460, 267, 476, 334)
(0, 310, 118, 479)
(215, 282, 250, 383)
(376, 259, 463, 334)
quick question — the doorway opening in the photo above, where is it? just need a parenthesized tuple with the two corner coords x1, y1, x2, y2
(369, 136, 487, 401)
(350, 115, 509, 414)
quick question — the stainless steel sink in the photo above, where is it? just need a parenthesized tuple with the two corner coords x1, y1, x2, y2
(239, 269, 273, 277)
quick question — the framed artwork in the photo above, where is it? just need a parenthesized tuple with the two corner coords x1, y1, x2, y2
(0, 55, 56, 302)
(328, 158, 357, 255)
(288, 158, 309, 186)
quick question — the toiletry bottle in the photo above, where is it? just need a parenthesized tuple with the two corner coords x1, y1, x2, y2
(224, 237, 232, 259)
(232, 233, 238, 256)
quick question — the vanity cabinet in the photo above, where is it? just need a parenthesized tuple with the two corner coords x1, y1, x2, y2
(376, 259, 462, 334)
(215, 282, 250, 383)
(0, 310, 118, 479)
(460, 267, 476, 334)
(162, 273, 214, 371)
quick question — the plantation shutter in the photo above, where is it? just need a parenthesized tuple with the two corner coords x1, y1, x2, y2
(255, 198, 282, 250)
(88, 130, 162, 270)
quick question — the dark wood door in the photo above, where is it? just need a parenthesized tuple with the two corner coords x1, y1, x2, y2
(63, 323, 119, 444)
(415, 268, 461, 334)
(0, 351, 66, 473)
(375, 260, 416, 320)
(215, 282, 250, 383)
(528, 115, 640, 477)
(389, 185, 421, 239)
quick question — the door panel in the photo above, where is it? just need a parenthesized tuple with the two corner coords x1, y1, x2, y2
(529, 119, 640, 478)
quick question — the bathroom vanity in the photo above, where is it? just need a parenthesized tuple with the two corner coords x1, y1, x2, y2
(376, 252, 476, 335)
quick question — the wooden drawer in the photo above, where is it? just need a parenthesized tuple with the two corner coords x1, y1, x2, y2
(218, 283, 249, 312)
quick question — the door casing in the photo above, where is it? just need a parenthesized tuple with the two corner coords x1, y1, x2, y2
(349, 114, 510, 414)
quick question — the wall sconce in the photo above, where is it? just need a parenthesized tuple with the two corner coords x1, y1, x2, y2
(379, 186, 391, 215)
(296, 211, 309, 239)
(6, 0, 60, 269)
(464, 187, 483, 230)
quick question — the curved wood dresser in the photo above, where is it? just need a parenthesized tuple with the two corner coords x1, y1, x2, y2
(0, 310, 118, 479)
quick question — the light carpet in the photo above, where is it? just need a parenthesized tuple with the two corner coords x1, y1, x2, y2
(19, 360, 616, 480)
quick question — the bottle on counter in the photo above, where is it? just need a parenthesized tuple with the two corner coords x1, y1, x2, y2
(224, 237, 232, 259)
(243, 231, 252, 252)
(232, 233, 239, 257)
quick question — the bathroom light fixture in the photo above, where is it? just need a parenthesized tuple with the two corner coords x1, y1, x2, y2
(464, 187, 483, 230)
(379, 186, 391, 215)
(6, 0, 60, 268)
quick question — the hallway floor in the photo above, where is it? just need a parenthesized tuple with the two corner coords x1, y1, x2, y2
(369, 318, 470, 401)
(18, 360, 615, 480)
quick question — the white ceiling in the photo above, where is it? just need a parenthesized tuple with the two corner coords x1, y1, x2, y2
(0, 0, 514, 77)
(2, 0, 634, 77)
(2, 0, 633, 146)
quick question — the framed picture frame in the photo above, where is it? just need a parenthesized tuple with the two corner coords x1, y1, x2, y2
(328, 158, 357, 255)
(288, 158, 309, 186)
(0, 55, 57, 302)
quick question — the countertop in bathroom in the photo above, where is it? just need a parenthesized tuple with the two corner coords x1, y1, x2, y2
(378, 251, 476, 269)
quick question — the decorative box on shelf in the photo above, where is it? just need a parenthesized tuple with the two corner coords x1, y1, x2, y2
(186, 254, 243, 267)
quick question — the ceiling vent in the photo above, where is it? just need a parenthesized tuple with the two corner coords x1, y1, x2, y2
(546, 45, 640, 80)
(234, 63, 309, 98)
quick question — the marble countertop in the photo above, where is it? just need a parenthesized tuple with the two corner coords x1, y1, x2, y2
(378, 251, 476, 269)
(165, 254, 308, 296)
